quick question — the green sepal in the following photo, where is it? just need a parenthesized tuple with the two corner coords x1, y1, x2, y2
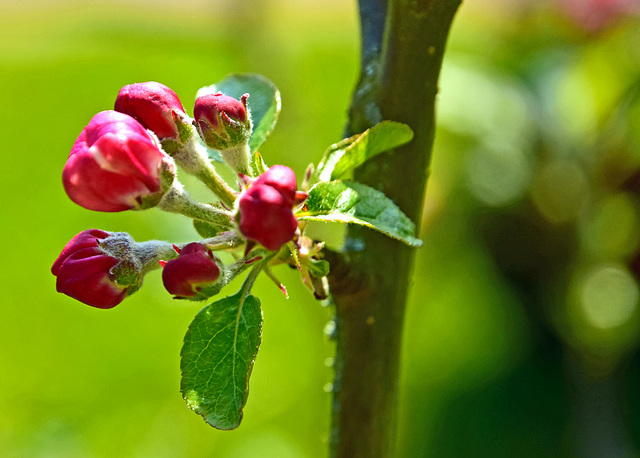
(297, 180, 422, 247)
(251, 152, 269, 175)
(316, 121, 413, 181)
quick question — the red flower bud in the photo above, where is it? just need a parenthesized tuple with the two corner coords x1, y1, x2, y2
(194, 92, 251, 150)
(63, 110, 174, 212)
(52, 229, 129, 309)
(115, 82, 186, 140)
(237, 165, 300, 251)
(162, 243, 222, 299)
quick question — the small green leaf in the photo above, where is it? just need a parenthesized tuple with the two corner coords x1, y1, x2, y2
(297, 180, 422, 247)
(193, 220, 222, 238)
(307, 259, 330, 278)
(317, 121, 414, 181)
(180, 291, 263, 430)
(197, 73, 281, 153)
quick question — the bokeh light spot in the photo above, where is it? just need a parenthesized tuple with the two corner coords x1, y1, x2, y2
(579, 264, 638, 329)
(531, 159, 588, 224)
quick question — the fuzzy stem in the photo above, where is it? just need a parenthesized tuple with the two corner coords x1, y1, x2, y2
(171, 133, 238, 206)
(194, 160, 239, 207)
(134, 240, 179, 274)
(220, 141, 253, 177)
(328, 1, 462, 457)
(157, 182, 234, 227)
(201, 231, 245, 252)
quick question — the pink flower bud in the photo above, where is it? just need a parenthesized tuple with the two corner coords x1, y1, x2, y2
(162, 243, 222, 299)
(63, 110, 174, 212)
(115, 82, 186, 140)
(52, 229, 130, 309)
(237, 165, 301, 251)
(194, 92, 251, 150)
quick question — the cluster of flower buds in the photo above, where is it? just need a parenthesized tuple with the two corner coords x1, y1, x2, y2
(54, 81, 311, 308)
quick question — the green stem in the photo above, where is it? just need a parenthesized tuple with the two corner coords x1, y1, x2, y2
(134, 240, 179, 273)
(201, 232, 244, 252)
(170, 132, 238, 207)
(194, 162, 238, 207)
(157, 182, 234, 227)
(239, 261, 265, 298)
(219, 142, 254, 177)
(329, 1, 461, 456)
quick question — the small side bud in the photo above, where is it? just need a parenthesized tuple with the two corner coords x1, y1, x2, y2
(194, 92, 252, 174)
(161, 242, 223, 300)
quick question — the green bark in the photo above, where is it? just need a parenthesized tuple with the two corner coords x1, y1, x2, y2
(328, 1, 462, 456)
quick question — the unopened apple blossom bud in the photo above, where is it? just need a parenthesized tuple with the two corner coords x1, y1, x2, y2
(52, 230, 139, 308)
(237, 165, 303, 251)
(162, 243, 223, 300)
(194, 92, 252, 174)
(115, 82, 187, 140)
(63, 111, 175, 212)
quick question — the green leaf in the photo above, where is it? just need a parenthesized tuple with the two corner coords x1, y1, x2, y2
(197, 73, 281, 153)
(180, 291, 263, 430)
(297, 180, 422, 247)
(193, 220, 221, 238)
(317, 121, 413, 181)
(307, 259, 330, 278)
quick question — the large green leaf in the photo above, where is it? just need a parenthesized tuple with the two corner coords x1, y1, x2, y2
(197, 73, 281, 153)
(180, 291, 263, 430)
(297, 180, 422, 247)
(316, 121, 413, 181)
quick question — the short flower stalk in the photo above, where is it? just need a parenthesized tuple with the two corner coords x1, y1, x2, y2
(156, 181, 234, 229)
(161, 124, 239, 206)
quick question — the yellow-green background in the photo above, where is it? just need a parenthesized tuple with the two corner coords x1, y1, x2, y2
(3, 0, 640, 456)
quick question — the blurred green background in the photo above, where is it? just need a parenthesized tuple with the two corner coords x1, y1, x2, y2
(3, 0, 640, 456)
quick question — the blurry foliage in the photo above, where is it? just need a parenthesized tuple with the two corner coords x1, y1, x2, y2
(3, 0, 640, 456)
(400, 1, 640, 457)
